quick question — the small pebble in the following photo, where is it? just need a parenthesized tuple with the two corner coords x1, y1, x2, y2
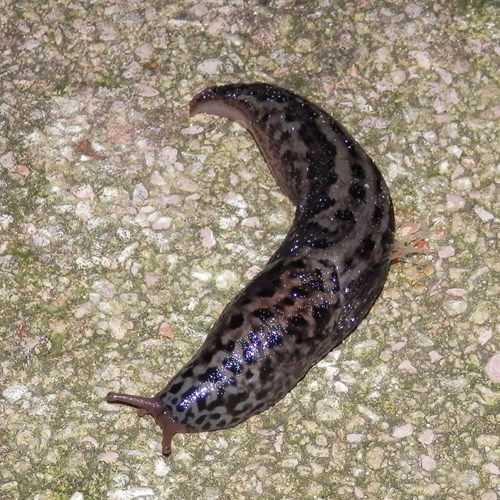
(483, 463, 499, 475)
(418, 429, 436, 445)
(132, 183, 149, 205)
(152, 216, 172, 230)
(392, 423, 414, 438)
(484, 354, 500, 383)
(109, 318, 126, 340)
(429, 351, 443, 363)
(446, 194, 465, 210)
(200, 227, 216, 248)
(154, 458, 171, 477)
(98, 451, 119, 463)
(2, 384, 30, 403)
(159, 323, 175, 339)
(421, 455, 437, 471)
(474, 206, 494, 222)
(74, 301, 92, 319)
(438, 246, 455, 258)
(198, 58, 223, 75)
(107, 487, 155, 499)
(398, 360, 418, 374)
(346, 434, 365, 443)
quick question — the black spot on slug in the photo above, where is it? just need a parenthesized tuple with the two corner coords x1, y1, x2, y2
(335, 209, 355, 222)
(351, 162, 366, 180)
(252, 308, 275, 321)
(223, 356, 243, 375)
(349, 182, 367, 203)
(229, 314, 244, 329)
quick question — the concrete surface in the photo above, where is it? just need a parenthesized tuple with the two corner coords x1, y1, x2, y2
(0, 0, 498, 499)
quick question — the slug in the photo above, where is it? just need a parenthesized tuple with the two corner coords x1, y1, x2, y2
(106, 82, 395, 456)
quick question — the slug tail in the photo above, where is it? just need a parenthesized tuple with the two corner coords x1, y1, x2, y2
(189, 82, 307, 205)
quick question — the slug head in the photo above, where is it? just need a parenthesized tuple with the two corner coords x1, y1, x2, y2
(106, 392, 191, 456)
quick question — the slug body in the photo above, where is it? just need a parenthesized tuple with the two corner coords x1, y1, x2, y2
(106, 83, 394, 455)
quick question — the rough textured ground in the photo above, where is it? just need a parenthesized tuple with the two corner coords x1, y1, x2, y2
(0, 0, 498, 499)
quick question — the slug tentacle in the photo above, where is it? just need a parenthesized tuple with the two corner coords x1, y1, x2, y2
(106, 82, 395, 456)
(106, 392, 191, 456)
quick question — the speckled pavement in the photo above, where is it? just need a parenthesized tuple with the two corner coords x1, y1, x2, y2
(0, 1, 498, 499)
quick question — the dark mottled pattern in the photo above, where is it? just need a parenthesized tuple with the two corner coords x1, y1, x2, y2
(156, 82, 395, 431)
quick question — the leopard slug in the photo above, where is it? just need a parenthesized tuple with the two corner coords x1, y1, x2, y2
(106, 82, 395, 456)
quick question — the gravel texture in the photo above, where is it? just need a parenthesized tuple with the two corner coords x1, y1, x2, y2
(0, 0, 498, 499)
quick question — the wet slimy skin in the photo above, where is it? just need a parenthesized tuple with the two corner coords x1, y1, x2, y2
(106, 83, 394, 456)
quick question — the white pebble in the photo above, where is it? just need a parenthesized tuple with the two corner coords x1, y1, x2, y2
(452, 177, 472, 191)
(137, 85, 159, 97)
(474, 206, 494, 222)
(477, 328, 492, 345)
(0, 214, 14, 230)
(398, 360, 418, 374)
(197, 58, 223, 75)
(189, 4, 209, 17)
(411, 50, 431, 70)
(152, 216, 172, 230)
(191, 269, 211, 282)
(484, 354, 500, 383)
(392, 423, 414, 438)
(32, 232, 50, 247)
(438, 245, 455, 258)
(391, 69, 407, 85)
(346, 433, 365, 443)
(445, 299, 468, 315)
(421, 455, 437, 471)
(354, 486, 365, 498)
(423, 130, 437, 143)
(99, 25, 117, 41)
(480, 491, 498, 500)
(154, 458, 171, 477)
(117, 243, 138, 263)
(176, 175, 199, 192)
(150, 170, 165, 185)
(446, 288, 467, 298)
(3, 383, 30, 403)
(216, 270, 238, 289)
(429, 351, 442, 363)
(436, 67, 453, 85)
(97, 451, 119, 463)
(451, 165, 464, 180)
(405, 4, 423, 17)
(159, 146, 178, 163)
(74, 301, 92, 319)
(109, 319, 126, 340)
(132, 183, 149, 205)
(0, 151, 15, 168)
(418, 429, 435, 445)
(448, 145, 463, 158)
(200, 227, 216, 248)
(334, 381, 348, 393)
(483, 463, 500, 475)
(135, 42, 152, 60)
(224, 192, 247, 209)
(446, 194, 465, 210)
(391, 340, 407, 352)
(107, 487, 155, 499)
(72, 184, 95, 201)
(100, 187, 120, 202)
(242, 217, 260, 228)
(75, 202, 92, 221)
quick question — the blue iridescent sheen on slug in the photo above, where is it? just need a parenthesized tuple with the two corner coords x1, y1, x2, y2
(106, 82, 394, 455)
